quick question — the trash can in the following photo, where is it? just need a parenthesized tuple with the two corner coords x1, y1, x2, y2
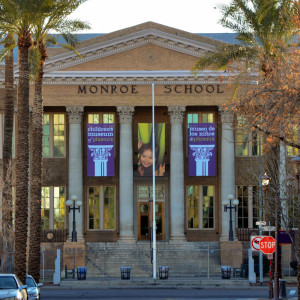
(158, 266, 169, 279)
(279, 279, 287, 298)
(77, 267, 87, 280)
(221, 266, 231, 279)
(120, 266, 131, 280)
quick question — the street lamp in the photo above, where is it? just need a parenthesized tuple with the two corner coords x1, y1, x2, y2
(259, 172, 270, 287)
(261, 173, 271, 192)
(261, 172, 272, 298)
(291, 154, 300, 300)
(222, 194, 239, 241)
(66, 195, 82, 242)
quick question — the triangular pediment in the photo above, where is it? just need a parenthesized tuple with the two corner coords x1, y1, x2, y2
(44, 22, 225, 73)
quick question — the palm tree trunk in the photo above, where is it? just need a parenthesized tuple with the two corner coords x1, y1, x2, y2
(2, 34, 14, 242)
(28, 44, 46, 282)
(14, 31, 31, 284)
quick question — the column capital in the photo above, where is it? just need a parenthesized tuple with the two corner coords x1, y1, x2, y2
(66, 106, 84, 124)
(117, 106, 134, 123)
(168, 106, 186, 123)
(219, 106, 234, 124)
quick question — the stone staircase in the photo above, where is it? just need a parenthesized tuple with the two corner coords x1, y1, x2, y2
(85, 241, 221, 278)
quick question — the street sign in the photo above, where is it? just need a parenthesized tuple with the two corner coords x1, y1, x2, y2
(262, 226, 276, 231)
(267, 254, 273, 260)
(251, 236, 263, 251)
(256, 221, 266, 226)
(259, 236, 276, 254)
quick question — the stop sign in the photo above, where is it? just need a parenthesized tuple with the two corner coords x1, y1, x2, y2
(259, 236, 276, 254)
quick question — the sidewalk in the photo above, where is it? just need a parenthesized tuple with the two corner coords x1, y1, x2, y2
(42, 277, 298, 300)
(45, 275, 297, 289)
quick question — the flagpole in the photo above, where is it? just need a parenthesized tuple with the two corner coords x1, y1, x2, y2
(152, 83, 156, 279)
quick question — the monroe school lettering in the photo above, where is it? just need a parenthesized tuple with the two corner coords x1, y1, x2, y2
(78, 84, 224, 95)
(78, 85, 138, 94)
(163, 85, 224, 94)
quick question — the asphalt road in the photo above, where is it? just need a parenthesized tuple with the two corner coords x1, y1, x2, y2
(40, 287, 273, 300)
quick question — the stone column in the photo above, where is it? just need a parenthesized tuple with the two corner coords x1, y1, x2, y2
(117, 106, 135, 241)
(66, 106, 84, 241)
(168, 106, 186, 241)
(219, 108, 236, 241)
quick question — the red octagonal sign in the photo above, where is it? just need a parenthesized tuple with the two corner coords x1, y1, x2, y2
(259, 236, 276, 254)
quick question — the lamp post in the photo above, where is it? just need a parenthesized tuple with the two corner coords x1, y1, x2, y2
(222, 194, 239, 241)
(66, 195, 82, 242)
(291, 154, 300, 300)
(261, 173, 272, 299)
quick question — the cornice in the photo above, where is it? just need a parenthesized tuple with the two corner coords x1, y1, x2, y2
(0, 70, 259, 86)
(42, 29, 218, 72)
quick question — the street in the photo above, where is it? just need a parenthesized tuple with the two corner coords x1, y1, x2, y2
(40, 287, 273, 300)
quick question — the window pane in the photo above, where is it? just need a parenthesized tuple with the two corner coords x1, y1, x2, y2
(187, 186, 199, 228)
(104, 186, 115, 229)
(252, 186, 259, 228)
(43, 114, 50, 157)
(203, 186, 214, 228)
(89, 187, 100, 229)
(103, 114, 114, 124)
(88, 114, 100, 124)
(53, 187, 65, 229)
(237, 186, 249, 228)
(202, 113, 214, 123)
(53, 114, 65, 157)
(41, 187, 50, 230)
(287, 125, 299, 156)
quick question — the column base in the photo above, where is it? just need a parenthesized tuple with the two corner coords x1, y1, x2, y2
(220, 241, 243, 268)
(118, 235, 136, 243)
(220, 235, 238, 242)
(169, 235, 186, 243)
(63, 241, 86, 271)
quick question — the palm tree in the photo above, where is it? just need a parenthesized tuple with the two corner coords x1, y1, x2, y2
(0, 0, 49, 283)
(193, 0, 298, 72)
(192, 1, 299, 298)
(0, 33, 15, 245)
(28, 0, 89, 282)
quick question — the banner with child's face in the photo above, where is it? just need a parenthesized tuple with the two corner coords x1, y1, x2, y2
(87, 124, 114, 176)
(188, 123, 216, 176)
(137, 123, 165, 177)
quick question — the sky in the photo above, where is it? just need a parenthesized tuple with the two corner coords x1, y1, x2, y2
(70, 0, 233, 34)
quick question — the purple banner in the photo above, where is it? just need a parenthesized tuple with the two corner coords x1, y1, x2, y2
(188, 123, 216, 176)
(87, 124, 114, 176)
(278, 230, 294, 244)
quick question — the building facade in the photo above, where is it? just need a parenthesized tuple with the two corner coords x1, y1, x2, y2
(1, 22, 279, 277)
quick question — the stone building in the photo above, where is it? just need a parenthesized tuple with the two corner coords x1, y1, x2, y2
(1, 22, 283, 277)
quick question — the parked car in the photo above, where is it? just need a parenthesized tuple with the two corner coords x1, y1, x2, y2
(25, 275, 43, 300)
(0, 273, 27, 300)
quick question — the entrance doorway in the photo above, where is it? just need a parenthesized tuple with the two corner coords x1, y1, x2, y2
(138, 202, 164, 240)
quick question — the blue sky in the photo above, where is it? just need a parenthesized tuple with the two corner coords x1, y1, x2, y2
(70, 0, 233, 34)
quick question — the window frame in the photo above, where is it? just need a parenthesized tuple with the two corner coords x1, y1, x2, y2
(41, 186, 66, 230)
(43, 113, 66, 158)
(87, 113, 115, 124)
(87, 185, 116, 231)
(236, 185, 259, 229)
(287, 125, 299, 156)
(186, 185, 215, 230)
(235, 117, 262, 157)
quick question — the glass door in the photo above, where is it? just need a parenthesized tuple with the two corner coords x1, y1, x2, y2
(138, 202, 164, 240)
